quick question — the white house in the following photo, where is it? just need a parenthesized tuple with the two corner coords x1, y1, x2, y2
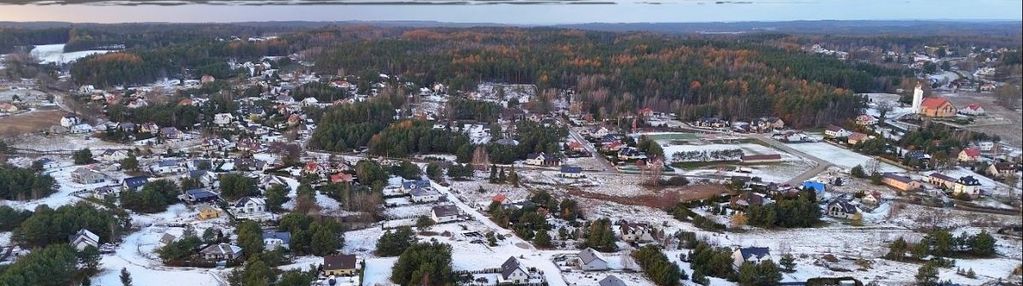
(69, 229, 100, 251)
(619, 222, 655, 243)
(262, 231, 291, 250)
(431, 204, 460, 223)
(213, 113, 234, 126)
(824, 125, 852, 138)
(732, 247, 771, 269)
(200, 243, 243, 261)
(60, 114, 80, 127)
(231, 197, 267, 215)
(70, 123, 94, 134)
(150, 159, 186, 175)
(499, 257, 530, 284)
(410, 187, 443, 203)
(99, 149, 130, 162)
(576, 248, 609, 271)
(71, 167, 107, 184)
(959, 104, 985, 116)
(826, 199, 859, 219)
(953, 176, 983, 196)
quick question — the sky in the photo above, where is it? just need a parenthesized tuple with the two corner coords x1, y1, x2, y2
(0, 0, 1021, 24)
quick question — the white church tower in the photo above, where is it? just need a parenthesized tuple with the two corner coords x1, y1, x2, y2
(911, 83, 924, 113)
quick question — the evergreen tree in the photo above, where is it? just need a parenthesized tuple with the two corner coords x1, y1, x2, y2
(915, 263, 939, 286)
(121, 154, 139, 172)
(489, 164, 498, 183)
(264, 184, 289, 213)
(120, 268, 133, 286)
(376, 226, 416, 256)
(236, 221, 264, 256)
(74, 148, 95, 165)
(416, 216, 435, 230)
(780, 254, 796, 273)
(533, 230, 552, 249)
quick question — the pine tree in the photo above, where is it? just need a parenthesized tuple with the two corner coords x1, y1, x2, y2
(498, 167, 507, 183)
(120, 268, 133, 286)
(780, 253, 796, 272)
(489, 165, 498, 183)
(915, 263, 939, 286)
(533, 230, 552, 248)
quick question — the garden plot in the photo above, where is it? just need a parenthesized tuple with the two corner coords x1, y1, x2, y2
(789, 142, 905, 172)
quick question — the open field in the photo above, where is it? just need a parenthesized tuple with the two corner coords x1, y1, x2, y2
(0, 108, 62, 137)
(940, 91, 1023, 148)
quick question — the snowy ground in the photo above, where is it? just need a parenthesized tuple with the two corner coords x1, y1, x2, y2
(789, 142, 905, 172)
(30, 44, 113, 65)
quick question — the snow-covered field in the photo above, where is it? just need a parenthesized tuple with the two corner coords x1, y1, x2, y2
(790, 142, 905, 172)
(30, 44, 112, 65)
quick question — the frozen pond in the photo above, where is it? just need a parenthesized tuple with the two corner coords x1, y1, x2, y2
(30, 43, 112, 65)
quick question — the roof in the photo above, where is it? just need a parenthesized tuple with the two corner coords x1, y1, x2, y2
(410, 187, 439, 197)
(883, 173, 913, 183)
(737, 247, 771, 261)
(829, 199, 857, 214)
(599, 275, 628, 286)
(262, 231, 291, 245)
(201, 243, 242, 256)
(500, 257, 524, 279)
(186, 189, 219, 200)
(965, 103, 983, 111)
(323, 254, 358, 270)
(234, 197, 266, 208)
(825, 124, 845, 132)
(920, 97, 952, 109)
(122, 176, 149, 188)
(929, 173, 955, 182)
(401, 179, 431, 190)
(492, 193, 507, 203)
(578, 248, 607, 265)
(432, 204, 460, 218)
(848, 132, 869, 141)
(802, 181, 826, 193)
(957, 176, 981, 186)
(71, 229, 100, 243)
(560, 165, 583, 173)
(961, 147, 981, 157)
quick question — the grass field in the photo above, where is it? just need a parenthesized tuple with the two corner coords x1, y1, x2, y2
(0, 108, 62, 137)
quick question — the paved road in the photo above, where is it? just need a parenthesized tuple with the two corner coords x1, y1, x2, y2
(566, 126, 617, 173)
(749, 134, 833, 185)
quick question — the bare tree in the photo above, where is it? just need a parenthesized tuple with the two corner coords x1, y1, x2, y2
(876, 100, 894, 123)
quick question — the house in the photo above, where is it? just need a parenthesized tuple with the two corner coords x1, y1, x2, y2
(730, 192, 766, 209)
(599, 275, 628, 286)
(732, 247, 771, 269)
(861, 191, 882, 206)
(499, 257, 530, 284)
(576, 248, 609, 271)
(121, 176, 149, 191)
(826, 199, 859, 219)
(986, 162, 1016, 178)
(959, 104, 985, 116)
(70, 123, 94, 134)
(977, 141, 996, 152)
(159, 127, 182, 139)
(958, 147, 982, 162)
(855, 114, 878, 126)
(150, 159, 186, 175)
(741, 154, 782, 164)
(928, 173, 956, 189)
(60, 114, 80, 127)
(262, 231, 291, 250)
(213, 113, 234, 126)
(200, 243, 242, 261)
(323, 254, 359, 276)
(185, 189, 220, 203)
(525, 152, 560, 166)
(201, 74, 216, 84)
(410, 187, 443, 203)
(824, 125, 852, 138)
(71, 167, 107, 184)
(99, 149, 130, 162)
(197, 205, 221, 220)
(231, 197, 267, 215)
(954, 176, 983, 196)
(401, 179, 432, 192)
(882, 173, 921, 191)
(69, 229, 100, 251)
(140, 122, 160, 134)
(560, 165, 584, 178)
(329, 173, 355, 184)
(431, 204, 460, 223)
(918, 97, 957, 118)
(0, 102, 19, 113)
(847, 132, 870, 145)
(303, 161, 323, 175)
(159, 233, 177, 245)
(617, 147, 647, 161)
(619, 222, 655, 243)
